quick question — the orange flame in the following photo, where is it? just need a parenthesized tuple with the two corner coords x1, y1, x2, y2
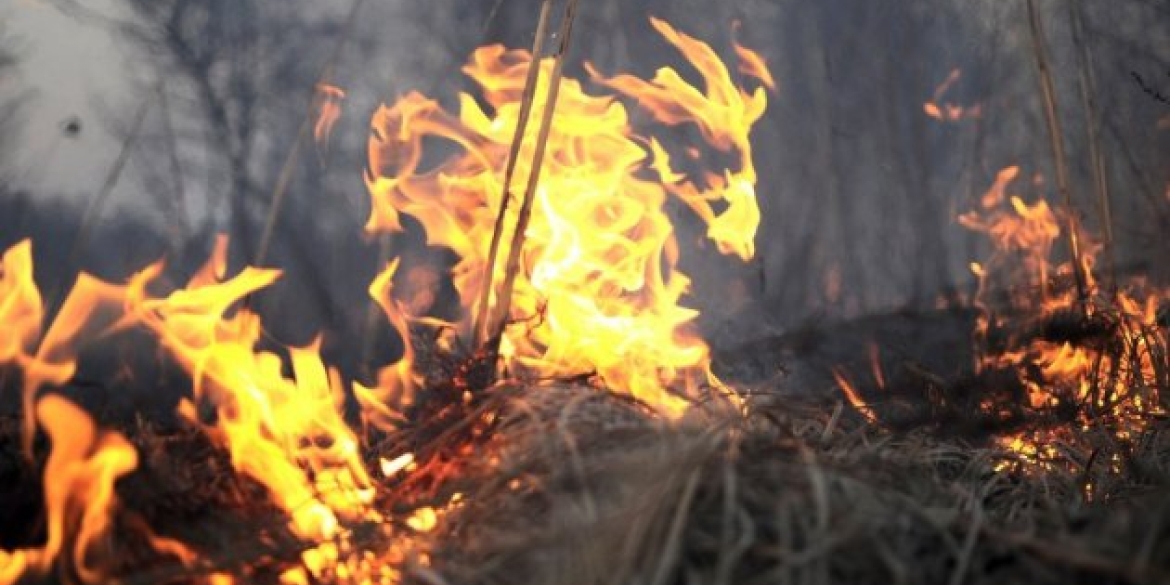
(961, 167, 1167, 472)
(0, 240, 41, 366)
(0, 17, 774, 581)
(832, 368, 876, 423)
(313, 83, 346, 151)
(0, 396, 146, 585)
(923, 68, 981, 122)
(353, 258, 419, 432)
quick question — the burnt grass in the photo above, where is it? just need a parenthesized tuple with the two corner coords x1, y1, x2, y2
(1, 305, 1170, 585)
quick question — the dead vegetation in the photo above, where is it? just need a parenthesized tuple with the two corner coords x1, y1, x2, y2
(3, 346, 1169, 585)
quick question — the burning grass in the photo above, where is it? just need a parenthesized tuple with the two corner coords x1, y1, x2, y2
(3, 374, 1170, 585)
(2, 8, 1169, 585)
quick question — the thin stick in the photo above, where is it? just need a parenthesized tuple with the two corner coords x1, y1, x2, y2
(1068, 0, 1117, 294)
(473, 0, 555, 347)
(1025, 0, 1090, 309)
(253, 0, 368, 267)
(485, 0, 581, 352)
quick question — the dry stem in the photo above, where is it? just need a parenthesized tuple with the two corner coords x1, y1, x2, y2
(485, 0, 581, 355)
(1025, 0, 1090, 309)
(1067, 0, 1117, 294)
(474, 0, 555, 347)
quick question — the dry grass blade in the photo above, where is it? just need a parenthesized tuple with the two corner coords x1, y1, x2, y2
(487, 0, 582, 352)
(1067, 0, 1117, 294)
(473, 0, 555, 347)
(1025, 0, 1089, 308)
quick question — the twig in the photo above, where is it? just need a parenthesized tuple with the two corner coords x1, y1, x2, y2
(1025, 0, 1090, 310)
(485, 0, 581, 353)
(1067, 0, 1117, 294)
(473, 0, 555, 347)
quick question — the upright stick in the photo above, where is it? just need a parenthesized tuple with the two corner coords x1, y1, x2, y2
(485, 0, 581, 352)
(1068, 0, 1117, 294)
(473, 0, 555, 347)
(1025, 0, 1090, 308)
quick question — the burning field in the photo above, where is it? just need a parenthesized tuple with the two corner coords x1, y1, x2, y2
(2, 2, 1170, 584)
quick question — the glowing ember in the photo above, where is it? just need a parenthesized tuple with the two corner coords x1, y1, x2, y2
(831, 368, 876, 424)
(380, 452, 416, 477)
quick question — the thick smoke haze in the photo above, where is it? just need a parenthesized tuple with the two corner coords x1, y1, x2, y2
(1, 0, 1167, 360)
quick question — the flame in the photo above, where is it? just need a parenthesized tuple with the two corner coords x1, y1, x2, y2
(118, 238, 376, 539)
(0, 240, 41, 366)
(353, 258, 419, 432)
(0, 17, 773, 582)
(960, 167, 1167, 472)
(313, 83, 346, 151)
(364, 18, 769, 415)
(832, 368, 876, 424)
(0, 239, 139, 455)
(0, 395, 147, 585)
(923, 68, 981, 122)
(958, 167, 1062, 299)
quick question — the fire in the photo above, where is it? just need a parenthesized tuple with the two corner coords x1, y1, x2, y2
(923, 68, 981, 122)
(0, 240, 40, 367)
(0, 17, 773, 583)
(831, 368, 876, 424)
(314, 83, 347, 151)
(0, 393, 195, 585)
(118, 237, 377, 539)
(364, 17, 769, 415)
(960, 167, 1167, 471)
(354, 258, 419, 431)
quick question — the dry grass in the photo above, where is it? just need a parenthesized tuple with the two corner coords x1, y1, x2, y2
(416, 384, 1170, 585)
(2, 332, 1169, 585)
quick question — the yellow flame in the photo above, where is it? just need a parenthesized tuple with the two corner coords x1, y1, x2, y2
(119, 239, 376, 539)
(354, 258, 419, 432)
(364, 19, 770, 415)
